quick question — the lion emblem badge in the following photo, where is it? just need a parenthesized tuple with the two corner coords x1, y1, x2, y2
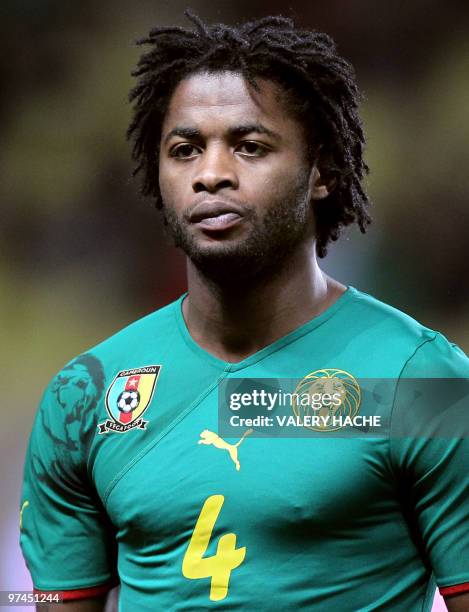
(292, 368, 361, 432)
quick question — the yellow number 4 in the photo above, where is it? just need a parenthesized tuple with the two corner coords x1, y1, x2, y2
(182, 494, 246, 601)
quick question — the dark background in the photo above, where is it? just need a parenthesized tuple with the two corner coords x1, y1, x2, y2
(2, 2, 468, 609)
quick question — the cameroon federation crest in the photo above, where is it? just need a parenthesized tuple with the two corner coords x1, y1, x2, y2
(98, 365, 161, 434)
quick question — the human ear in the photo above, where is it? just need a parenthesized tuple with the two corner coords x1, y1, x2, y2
(309, 166, 335, 201)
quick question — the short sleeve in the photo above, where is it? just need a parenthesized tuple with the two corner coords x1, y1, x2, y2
(390, 333, 469, 597)
(19, 354, 117, 598)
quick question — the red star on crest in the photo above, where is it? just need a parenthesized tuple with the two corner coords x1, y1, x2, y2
(127, 377, 139, 389)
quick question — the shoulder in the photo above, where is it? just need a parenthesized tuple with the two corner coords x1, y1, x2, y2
(35, 297, 183, 447)
(348, 287, 436, 340)
(346, 287, 469, 376)
(90, 296, 181, 360)
(401, 332, 469, 378)
(45, 296, 180, 394)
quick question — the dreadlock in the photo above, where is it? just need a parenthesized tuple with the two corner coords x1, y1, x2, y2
(127, 10, 371, 257)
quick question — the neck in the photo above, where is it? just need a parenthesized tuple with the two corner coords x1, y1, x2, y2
(182, 243, 346, 363)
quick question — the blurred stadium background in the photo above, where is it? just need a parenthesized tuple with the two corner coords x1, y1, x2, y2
(2, 1, 468, 610)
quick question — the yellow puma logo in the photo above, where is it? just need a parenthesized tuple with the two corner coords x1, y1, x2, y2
(198, 429, 253, 471)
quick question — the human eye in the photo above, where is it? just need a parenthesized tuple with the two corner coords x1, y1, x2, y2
(236, 141, 270, 157)
(169, 143, 201, 159)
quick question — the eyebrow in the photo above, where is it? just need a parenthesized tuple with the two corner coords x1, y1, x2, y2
(163, 123, 281, 145)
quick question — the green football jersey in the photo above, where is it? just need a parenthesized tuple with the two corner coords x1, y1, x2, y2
(20, 286, 469, 610)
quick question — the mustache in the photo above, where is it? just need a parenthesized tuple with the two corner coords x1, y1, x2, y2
(181, 196, 257, 222)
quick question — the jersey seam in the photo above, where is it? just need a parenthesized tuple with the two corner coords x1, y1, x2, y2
(388, 332, 439, 475)
(388, 330, 466, 612)
(102, 368, 230, 506)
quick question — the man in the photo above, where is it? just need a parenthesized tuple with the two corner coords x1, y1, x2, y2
(20, 12, 469, 611)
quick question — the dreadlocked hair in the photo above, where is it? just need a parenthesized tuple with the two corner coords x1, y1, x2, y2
(127, 10, 371, 257)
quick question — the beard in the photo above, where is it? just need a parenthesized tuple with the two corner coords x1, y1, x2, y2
(162, 168, 313, 285)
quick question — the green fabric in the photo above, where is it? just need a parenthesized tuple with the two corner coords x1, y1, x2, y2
(20, 286, 469, 610)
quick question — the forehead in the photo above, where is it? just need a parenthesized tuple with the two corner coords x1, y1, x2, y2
(161, 71, 299, 135)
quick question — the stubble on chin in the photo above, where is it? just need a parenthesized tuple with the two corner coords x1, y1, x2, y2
(161, 169, 313, 283)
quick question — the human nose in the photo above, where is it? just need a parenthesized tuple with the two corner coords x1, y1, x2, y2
(192, 145, 239, 193)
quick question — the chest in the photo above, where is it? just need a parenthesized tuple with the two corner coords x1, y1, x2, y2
(102, 401, 397, 546)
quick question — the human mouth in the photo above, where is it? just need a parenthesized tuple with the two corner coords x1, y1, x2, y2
(189, 200, 244, 232)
